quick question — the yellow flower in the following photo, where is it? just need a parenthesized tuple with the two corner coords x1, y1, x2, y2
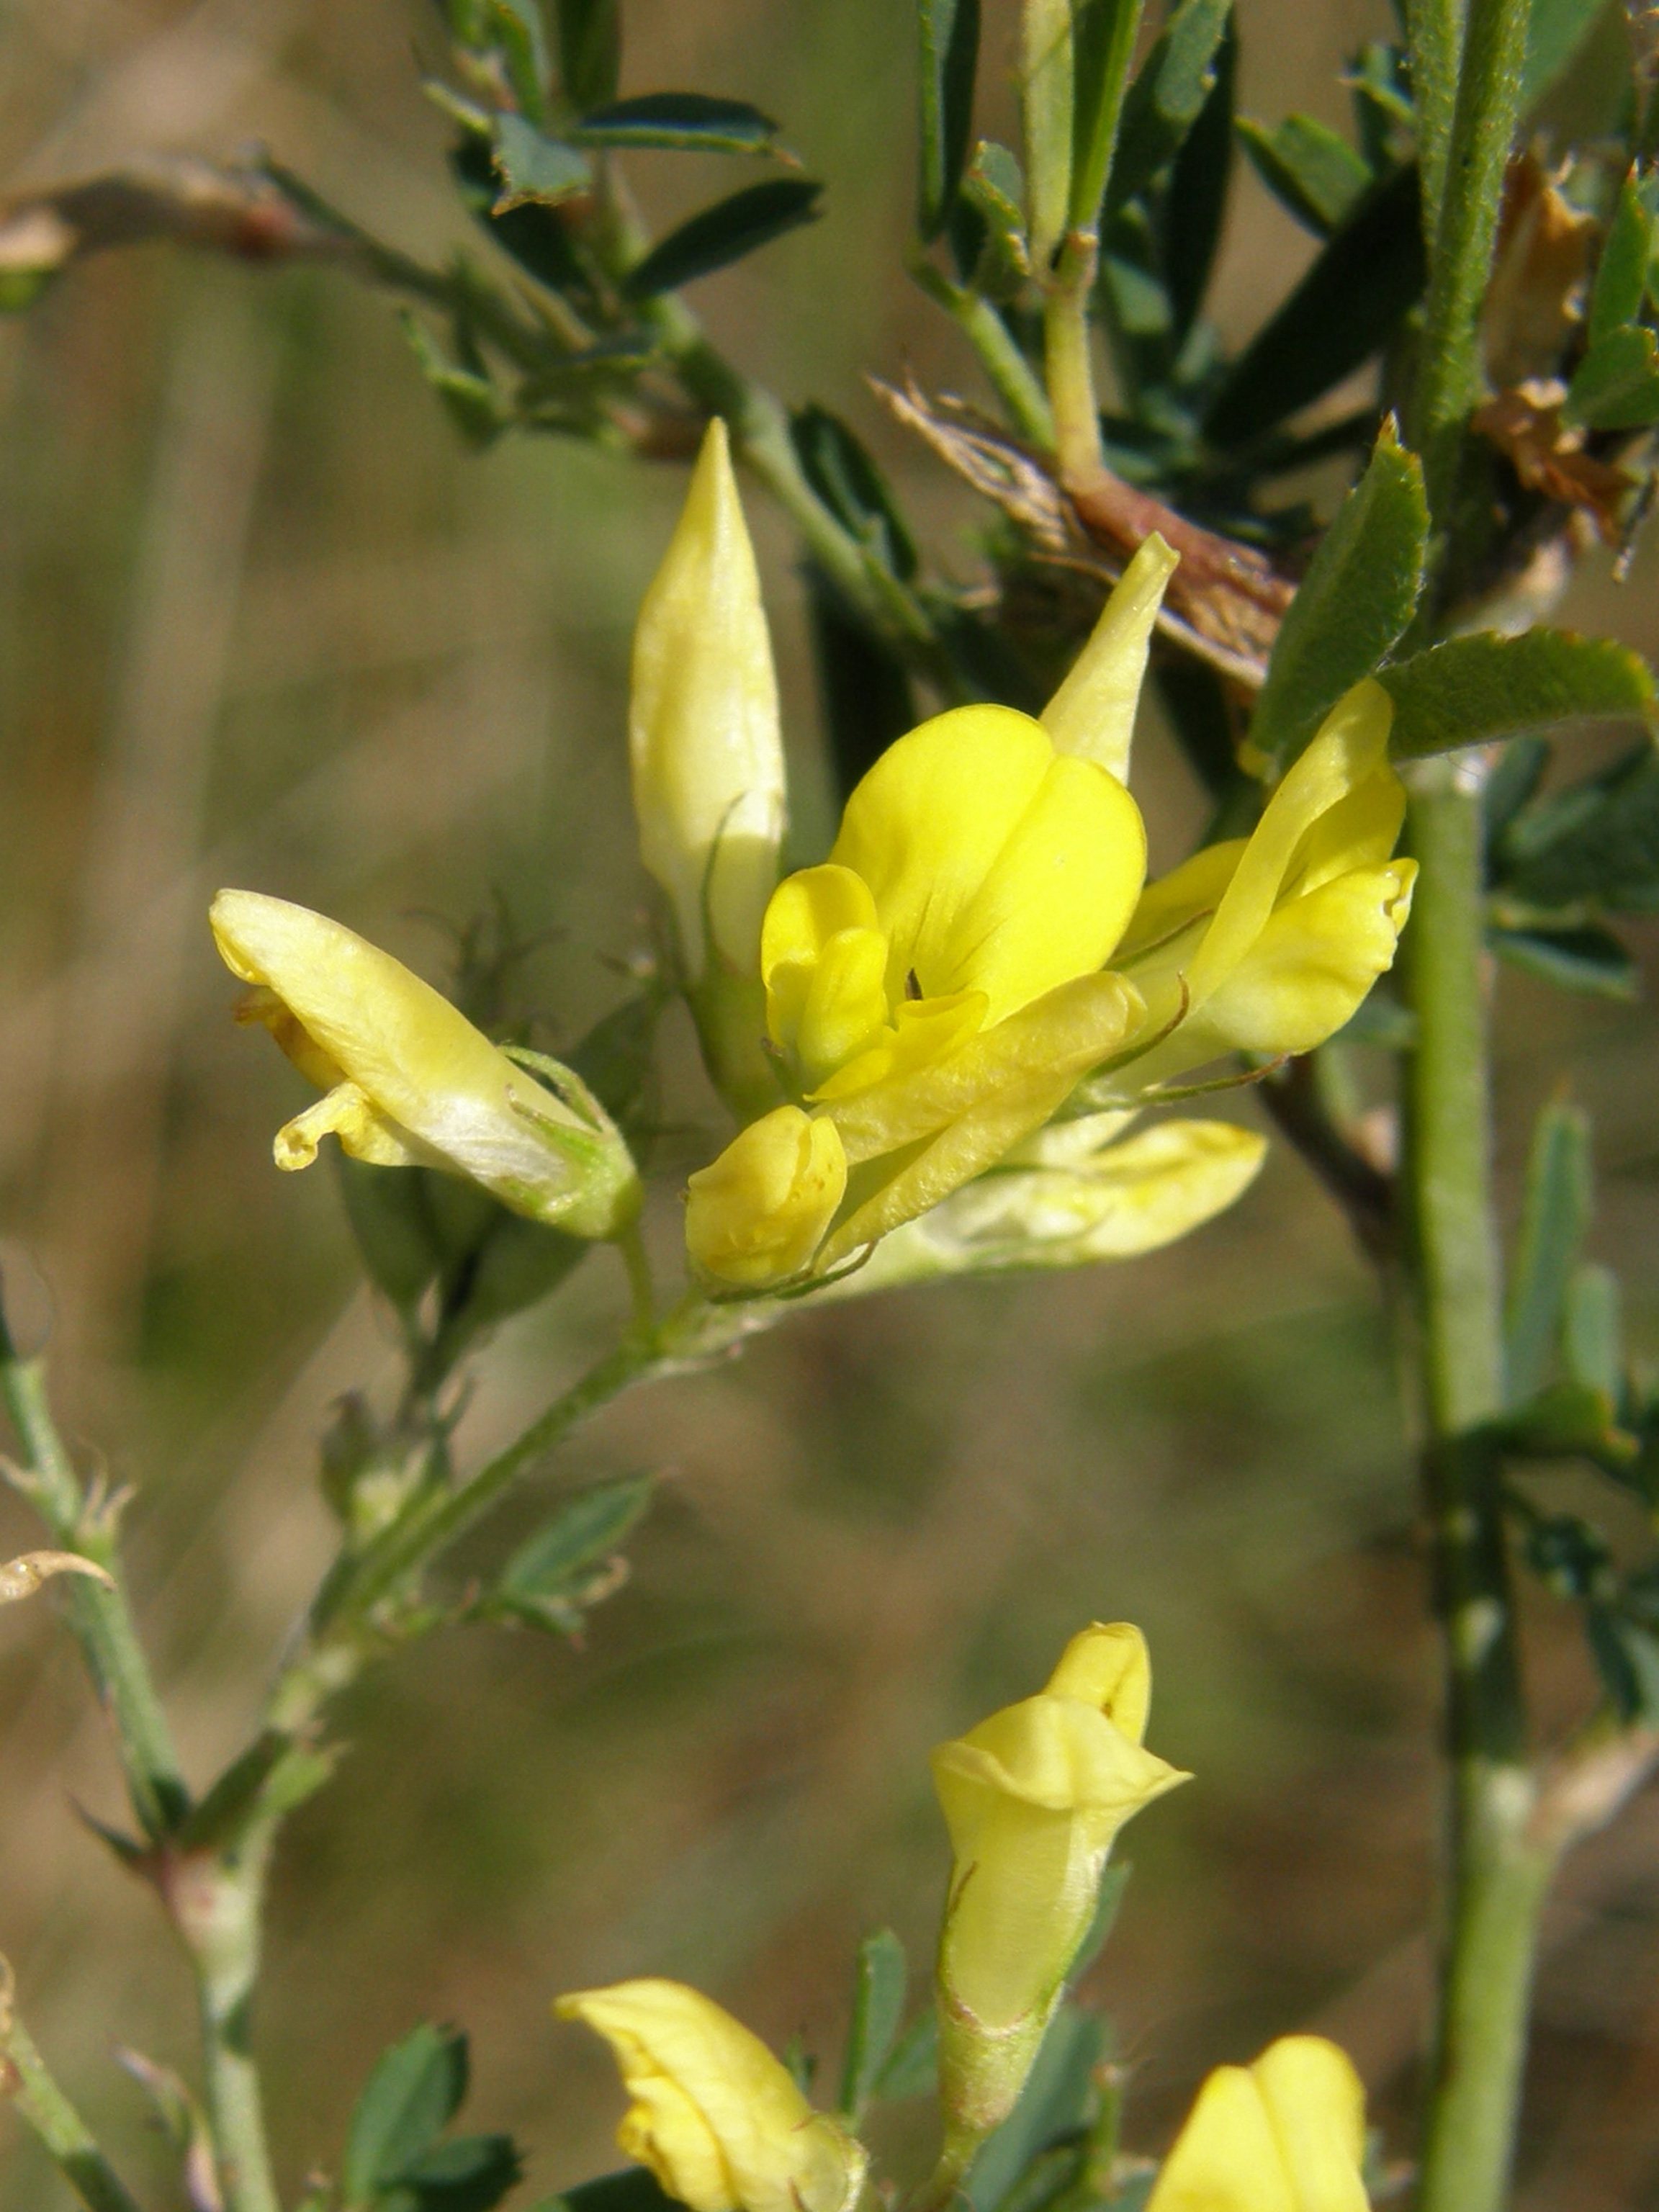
(211, 890, 641, 1241)
(1108, 680, 1416, 1094)
(555, 1979, 868, 2212)
(684, 1105, 848, 1289)
(1146, 2036, 1370, 2212)
(631, 419, 786, 1115)
(932, 1624, 1188, 2148)
(685, 667, 1159, 1287)
(829, 1115, 1266, 1292)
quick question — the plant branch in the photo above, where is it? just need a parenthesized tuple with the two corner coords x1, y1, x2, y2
(167, 1855, 281, 2212)
(907, 256, 1058, 450)
(0, 1965, 148, 2212)
(1043, 233, 1105, 482)
(0, 1293, 187, 1840)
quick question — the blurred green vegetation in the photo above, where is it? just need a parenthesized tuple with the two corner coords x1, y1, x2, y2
(1, 3, 1658, 2209)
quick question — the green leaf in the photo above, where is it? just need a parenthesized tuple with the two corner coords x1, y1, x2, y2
(1586, 1610, 1659, 1724)
(1498, 740, 1659, 913)
(1346, 41, 1413, 167)
(571, 94, 783, 156)
(344, 2026, 469, 2205)
(335, 1155, 441, 1313)
(1107, 0, 1231, 215)
(532, 2173, 681, 2212)
(807, 570, 919, 800)
(1494, 1377, 1632, 1460)
(1381, 629, 1656, 760)
(1565, 1262, 1623, 1401)
(1235, 113, 1371, 235)
(1071, 0, 1148, 227)
(967, 2007, 1107, 2212)
(556, 0, 621, 109)
(962, 140, 1031, 298)
(380, 2134, 525, 2212)
(451, 132, 605, 313)
(621, 178, 822, 298)
(1564, 322, 1659, 431)
(1490, 922, 1639, 999)
(790, 403, 919, 580)
(1249, 422, 1426, 770)
(493, 1474, 655, 1633)
(492, 114, 591, 210)
(837, 1930, 909, 2119)
(486, 0, 552, 122)
(1202, 161, 1424, 446)
(1482, 731, 1551, 845)
(1506, 1099, 1593, 1406)
(1162, 13, 1236, 344)
(1588, 170, 1653, 344)
(869, 2007, 939, 2103)
(919, 0, 982, 240)
(1521, 0, 1609, 109)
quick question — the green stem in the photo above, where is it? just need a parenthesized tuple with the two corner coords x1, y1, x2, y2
(0, 1326, 188, 1840)
(1043, 233, 1105, 481)
(1404, 0, 1529, 588)
(171, 1857, 281, 2212)
(1403, 774, 1547, 2212)
(907, 258, 1058, 450)
(0, 1977, 148, 2212)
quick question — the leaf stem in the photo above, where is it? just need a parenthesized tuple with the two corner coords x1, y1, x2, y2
(907, 256, 1058, 450)
(1043, 233, 1105, 481)
(0, 1969, 148, 2212)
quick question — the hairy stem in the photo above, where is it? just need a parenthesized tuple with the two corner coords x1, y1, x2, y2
(1403, 772, 1546, 2212)
(907, 257, 1058, 450)
(0, 1972, 147, 2212)
(1043, 233, 1105, 482)
(0, 1308, 187, 1838)
(171, 1855, 282, 2212)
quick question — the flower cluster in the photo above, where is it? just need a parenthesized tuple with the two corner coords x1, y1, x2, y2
(555, 1624, 1374, 2212)
(208, 413, 1413, 1310)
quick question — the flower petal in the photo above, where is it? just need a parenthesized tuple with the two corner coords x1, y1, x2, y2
(1254, 2038, 1370, 2212)
(1197, 861, 1417, 1055)
(685, 1106, 848, 1287)
(1041, 534, 1179, 780)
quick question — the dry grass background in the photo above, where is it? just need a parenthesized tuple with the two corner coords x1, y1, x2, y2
(1, 1, 1658, 2206)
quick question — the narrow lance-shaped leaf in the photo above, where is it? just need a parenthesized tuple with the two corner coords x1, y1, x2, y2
(1161, 10, 1236, 344)
(486, 0, 552, 123)
(1023, 0, 1075, 270)
(571, 94, 785, 156)
(919, 0, 982, 241)
(1496, 740, 1659, 915)
(1202, 161, 1425, 446)
(1249, 421, 1426, 770)
(1521, 0, 1609, 109)
(837, 1930, 909, 2120)
(622, 178, 822, 298)
(1490, 922, 1640, 1002)
(1565, 323, 1659, 431)
(1382, 629, 1657, 760)
(1105, 0, 1231, 215)
(387, 2131, 526, 2211)
(343, 2026, 469, 2204)
(1588, 170, 1653, 344)
(1506, 1099, 1593, 1406)
(557, 0, 621, 109)
(1235, 112, 1372, 235)
(1070, 0, 1148, 228)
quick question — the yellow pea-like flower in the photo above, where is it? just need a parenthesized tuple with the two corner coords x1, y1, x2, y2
(631, 419, 786, 1115)
(684, 1105, 848, 1289)
(1146, 2035, 1370, 2212)
(687, 667, 1162, 1288)
(1110, 679, 1416, 1092)
(555, 1979, 868, 2212)
(932, 1624, 1189, 2150)
(211, 891, 641, 1241)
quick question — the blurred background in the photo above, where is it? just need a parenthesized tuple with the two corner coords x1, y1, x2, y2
(1, 1, 1658, 2206)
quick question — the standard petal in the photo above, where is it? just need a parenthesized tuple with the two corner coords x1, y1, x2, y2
(1041, 534, 1179, 780)
(1253, 2038, 1370, 2212)
(830, 709, 1146, 1022)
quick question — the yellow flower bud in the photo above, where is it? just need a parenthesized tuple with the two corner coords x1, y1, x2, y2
(1112, 680, 1416, 1092)
(630, 421, 786, 1112)
(555, 1979, 868, 2212)
(1040, 535, 1180, 781)
(685, 1105, 848, 1288)
(932, 1624, 1188, 2147)
(832, 1117, 1266, 1292)
(1146, 2036, 1370, 2212)
(211, 891, 641, 1241)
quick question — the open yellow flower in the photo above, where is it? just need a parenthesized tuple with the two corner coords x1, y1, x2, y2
(932, 1624, 1188, 2149)
(1146, 2035, 1370, 2212)
(556, 1979, 867, 2212)
(1107, 680, 1416, 1095)
(212, 890, 641, 1241)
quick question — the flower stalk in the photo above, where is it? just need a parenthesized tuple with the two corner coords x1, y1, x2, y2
(0, 1965, 147, 2212)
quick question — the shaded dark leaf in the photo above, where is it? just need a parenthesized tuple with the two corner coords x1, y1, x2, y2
(808, 570, 918, 799)
(870, 2008, 939, 2103)
(790, 405, 919, 578)
(1491, 922, 1640, 1000)
(838, 1930, 908, 2120)
(1107, 0, 1232, 215)
(622, 178, 822, 298)
(918, 0, 982, 240)
(572, 93, 783, 156)
(1202, 163, 1424, 446)
(1588, 169, 1653, 345)
(1235, 112, 1370, 235)
(1161, 12, 1236, 343)
(1498, 739, 1659, 913)
(556, 0, 621, 110)
(1565, 322, 1659, 431)
(1506, 1098, 1593, 1406)
(381, 2134, 524, 2212)
(531, 2172, 680, 2212)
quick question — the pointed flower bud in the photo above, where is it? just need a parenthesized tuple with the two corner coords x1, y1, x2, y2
(1040, 535, 1180, 781)
(1146, 2036, 1370, 2212)
(556, 1979, 868, 2212)
(630, 421, 786, 1112)
(1110, 679, 1416, 1094)
(932, 1624, 1188, 2151)
(211, 891, 641, 1241)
